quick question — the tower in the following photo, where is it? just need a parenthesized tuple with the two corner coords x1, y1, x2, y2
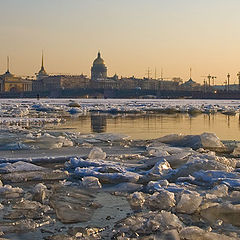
(227, 73, 230, 92)
(37, 51, 48, 80)
(237, 72, 240, 91)
(4, 56, 14, 77)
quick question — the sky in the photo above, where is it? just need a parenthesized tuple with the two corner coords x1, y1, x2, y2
(1, 0, 240, 84)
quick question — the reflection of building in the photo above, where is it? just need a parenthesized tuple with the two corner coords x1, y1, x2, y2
(91, 114, 107, 133)
(0, 57, 32, 92)
(91, 52, 107, 80)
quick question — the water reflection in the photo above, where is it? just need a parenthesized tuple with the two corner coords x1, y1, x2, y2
(91, 114, 107, 133)
(56, 112, 240, 140)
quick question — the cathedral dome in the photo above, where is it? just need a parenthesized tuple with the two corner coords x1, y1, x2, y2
(93, 52, 105, 65)
(91, 51, 107, 80)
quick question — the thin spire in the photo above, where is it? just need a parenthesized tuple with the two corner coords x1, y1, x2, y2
(98, 51, 101, 58)
(41, 50, 45, 70)
(7, 56, 10, 72)
(41, 50, 44, 68)
(190, 67, 192, 79)
(37, 50, 48, 77)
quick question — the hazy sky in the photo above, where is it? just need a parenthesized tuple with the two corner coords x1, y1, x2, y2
(1, 0, 240, 84)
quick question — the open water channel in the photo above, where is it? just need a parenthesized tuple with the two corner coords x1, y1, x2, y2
(51, 112, 240, 141)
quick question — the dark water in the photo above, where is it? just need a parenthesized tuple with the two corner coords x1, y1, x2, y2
(51, 112, 240, 141)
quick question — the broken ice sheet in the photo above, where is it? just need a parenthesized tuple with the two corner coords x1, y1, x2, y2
(1, 99, 240, 238)
(50, 185, 100, 223)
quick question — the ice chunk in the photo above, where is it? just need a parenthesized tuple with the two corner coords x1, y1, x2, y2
(88, 147, 106, 160)
(193, 170, 240, 188)
(113, 210, 183, 237)
(168, 159, 233, 182)
(128, 192, 146, 210)
(147, 180, 169, 192)
(148, 148, 170, 157)
(147, 190, 176, 211)
(0, 161, 45, 174)
(1, 169, 69, 183)
(148, 159, 172, 176)
(180, 226, 234, 240)
(24, 133, 73, 149)
(156, 134, 184, 143)
(157, 229, 180, 240)
(221, 178, 240, 190)
(232, 143, 240, 156)
(208, 184, 228, 198)
(67, 227, 103, 239)
(12, 199, 51, 212)
(50, 186, 99, 223)
(81, 176, 102, 189)
(68, 102, 81, 108)
(32, 183, 47, 203)
(155, 133, 226, 151)
(176, 192, 202, 214)
(164, 151, 193, 168)
(200, 132, 225, 150)
(74, 167, 140, 184)
(0, 185, 23, 198)
(0, 219, 39, 233)
(68, 107, 81, 114)
(68, 157, 122, 169)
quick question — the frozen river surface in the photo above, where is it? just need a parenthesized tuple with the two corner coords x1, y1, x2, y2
(1, 99, 240, 239)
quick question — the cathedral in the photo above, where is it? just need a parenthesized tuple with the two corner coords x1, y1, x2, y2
(91, 52, 107, 80)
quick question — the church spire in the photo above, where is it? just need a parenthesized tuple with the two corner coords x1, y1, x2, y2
(37, 51, 48, 80)
(7, 56, 10, 73)
(41, 50, 45, 71)
(98, 51, 101, 58)
(4, 56, 13, 77)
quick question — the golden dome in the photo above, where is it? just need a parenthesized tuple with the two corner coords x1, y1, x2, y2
(93, 52, 105, 65)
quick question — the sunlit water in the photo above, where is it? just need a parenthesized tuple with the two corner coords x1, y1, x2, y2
(50, 112, 240, 141)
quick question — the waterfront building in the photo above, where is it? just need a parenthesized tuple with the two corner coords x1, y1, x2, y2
(33, 74, 90, 92)
(0, 57, 32, 92)
(180, 78, 202, 91)
(91, 52, 107, 80)
(33, 53, 90, 92)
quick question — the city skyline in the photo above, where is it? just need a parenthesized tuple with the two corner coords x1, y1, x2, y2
(1, 0, 240, 84)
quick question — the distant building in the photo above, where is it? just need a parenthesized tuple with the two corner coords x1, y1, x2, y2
(91, 52, 107, 80)
(0, 57, 32, 93)
(33, 74, 90, 92)
(33, 53, 90, 92)
(180, 78, 202, 91)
